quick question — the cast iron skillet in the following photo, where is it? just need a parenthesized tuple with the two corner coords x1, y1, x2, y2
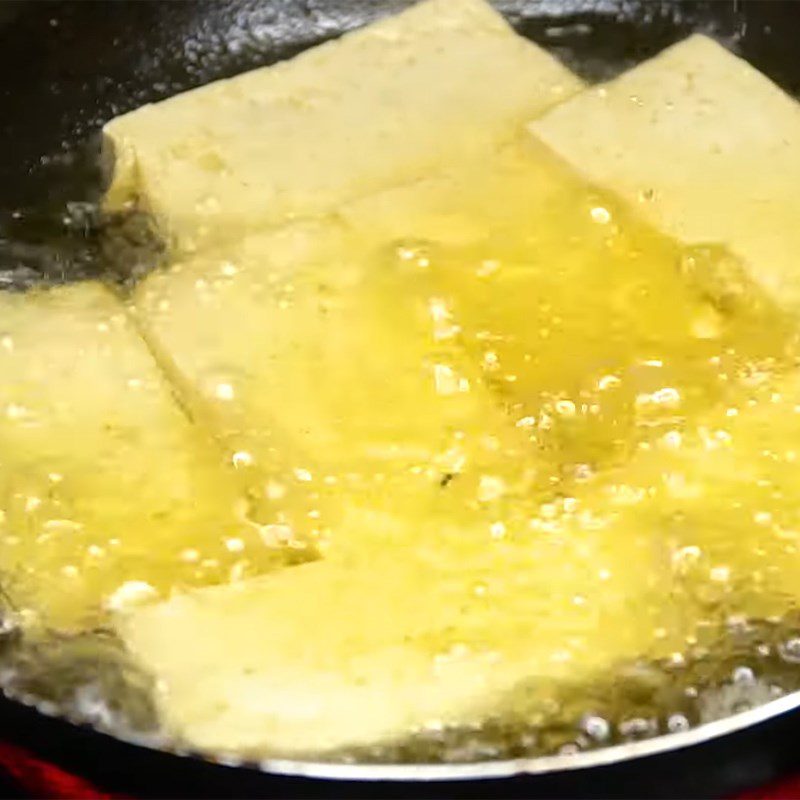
(2, 1, 800, 797)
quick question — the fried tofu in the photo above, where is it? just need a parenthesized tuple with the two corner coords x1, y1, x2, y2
(119, 494, 676, 757)
(107, 27, 800, 760)
(103, 0, 582, 251)
(531, 35, 800, 311)
(0, 284, 303, 631)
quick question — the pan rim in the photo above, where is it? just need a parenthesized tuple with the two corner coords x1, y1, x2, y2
(242, 688, 800, 780)
(64, 683, 799, 781)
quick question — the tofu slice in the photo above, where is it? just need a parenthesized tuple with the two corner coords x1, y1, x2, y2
(0, 284, 305, 632)
(124, 141, 791, 754)
(119, 496, 676, 757)
(531, 35, 800, 311)
(119, 367, 800, 757)
(132, 220, 542, 554)
(104, 0, 582, 250)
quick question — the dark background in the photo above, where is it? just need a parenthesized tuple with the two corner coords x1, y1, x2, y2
(1, 0, 799, 209)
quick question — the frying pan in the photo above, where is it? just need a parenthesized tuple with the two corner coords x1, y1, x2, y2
(2, 1, 800, 796)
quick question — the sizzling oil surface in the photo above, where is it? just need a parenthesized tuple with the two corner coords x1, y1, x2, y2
(341, 138, 793, 486)
(1, 135, 800, 760)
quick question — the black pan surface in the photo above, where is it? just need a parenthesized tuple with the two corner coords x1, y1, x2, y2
(2, 2, 800, 796)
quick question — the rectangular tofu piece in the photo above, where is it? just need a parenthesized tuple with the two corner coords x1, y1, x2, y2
(104, 0, 582, 250)
(531, 35, 800, 311)
(0, 284, 304, 632)
(336, 137, 791, 478)
(132, 221, 541, 554)
(119, 495, 677, 757)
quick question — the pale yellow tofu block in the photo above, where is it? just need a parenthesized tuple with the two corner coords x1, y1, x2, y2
(0, 284, 303, 631)
(104, 0, 582, 250)
(531, 34, 800, 311)
(132, 220, 542, 554)
(119, 495, 675, 757)
(112, 25, 800, 758)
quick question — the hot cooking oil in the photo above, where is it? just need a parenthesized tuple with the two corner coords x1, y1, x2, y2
(1, 132, 799, 761)
(343, 136, 795, 486)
